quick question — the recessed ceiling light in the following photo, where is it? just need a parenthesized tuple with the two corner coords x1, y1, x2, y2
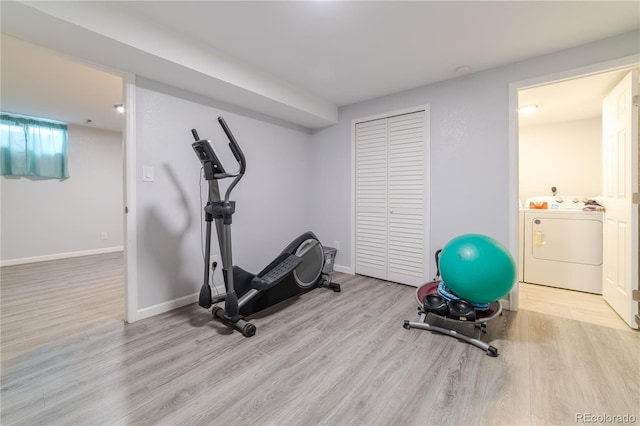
(518, 105, 538, 114)
(114, 104, 124, 114)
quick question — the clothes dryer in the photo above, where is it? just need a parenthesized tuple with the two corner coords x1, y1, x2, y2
(522, 196, 603, 294)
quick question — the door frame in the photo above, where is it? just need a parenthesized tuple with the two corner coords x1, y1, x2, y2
(351, 104, 431, 283)
(508, 54, 640, 311)
(123, 72, 138, 323)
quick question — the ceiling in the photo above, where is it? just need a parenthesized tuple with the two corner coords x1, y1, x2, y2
(518, 68, 633, 128)
(119, 1, 639, 107)
(1, 1, 639, 132)
(1, 35, 124, 132)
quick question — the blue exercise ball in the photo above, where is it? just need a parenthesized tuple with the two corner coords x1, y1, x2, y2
(439, 234, 516, 304)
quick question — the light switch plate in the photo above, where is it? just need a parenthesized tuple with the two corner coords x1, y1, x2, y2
(143, 166, 154, 182)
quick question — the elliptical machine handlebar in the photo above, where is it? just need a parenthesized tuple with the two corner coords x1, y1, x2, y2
(218, 116, 246, 176)
(191, 116, 246, 202)
(191, 116, 246, 181)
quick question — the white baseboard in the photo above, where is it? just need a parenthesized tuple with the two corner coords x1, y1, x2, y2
(1, 246, 124, 267)
(132, 285, 226, 322)
(135, 292, 199, 321)
(501, 298, 512, 311)
(333, 264, 353, 274)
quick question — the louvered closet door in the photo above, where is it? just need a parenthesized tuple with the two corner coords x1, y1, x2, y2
(355, 110, 427, 286)
(355, 118, 388, 280)
(387, 112, 426, 285)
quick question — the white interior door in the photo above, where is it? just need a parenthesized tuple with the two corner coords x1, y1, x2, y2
(602, 70, 639, 329)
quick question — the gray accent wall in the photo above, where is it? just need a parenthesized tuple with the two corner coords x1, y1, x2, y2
(1, 124, 123, 262)
(134, 79, 313, 309)
(308, 30, 640, 277)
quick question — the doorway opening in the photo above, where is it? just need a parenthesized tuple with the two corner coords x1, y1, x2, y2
(513, 65, 639, 331)
(0, 35, 129, 361)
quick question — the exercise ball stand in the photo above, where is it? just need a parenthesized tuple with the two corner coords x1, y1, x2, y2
(403, 281, 502, 357)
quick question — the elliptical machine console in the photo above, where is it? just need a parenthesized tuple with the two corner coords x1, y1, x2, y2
(191, 116, 340, 337)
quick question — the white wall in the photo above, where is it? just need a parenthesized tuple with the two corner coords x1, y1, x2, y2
(134, 79, 313, 310)
(308, 30, 639, 277)
(1, 124, 123, 263)
(519, 118, 602, 203)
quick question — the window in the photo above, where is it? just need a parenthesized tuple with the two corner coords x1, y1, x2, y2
(1, 113, 69, 179)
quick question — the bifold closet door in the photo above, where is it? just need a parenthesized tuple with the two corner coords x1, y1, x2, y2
(355, 111, 427, 286)
(386, 112, 426, 285)
(355, 118, 388, 281)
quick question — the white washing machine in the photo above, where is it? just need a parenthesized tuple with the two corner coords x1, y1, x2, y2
(521, 196, 603, 294)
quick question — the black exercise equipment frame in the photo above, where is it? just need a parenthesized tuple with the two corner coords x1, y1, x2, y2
(191, 116, 340, 337)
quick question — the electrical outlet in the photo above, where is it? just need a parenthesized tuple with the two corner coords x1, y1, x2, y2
(101, 232, 108, 240)
(209, 255, 219, 275)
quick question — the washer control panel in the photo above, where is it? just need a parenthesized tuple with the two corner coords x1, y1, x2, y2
(526, 195, 594, 210)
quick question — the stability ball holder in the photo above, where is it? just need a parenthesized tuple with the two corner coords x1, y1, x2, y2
(403, 234, 513, 357)
(439, 234, 516, 304)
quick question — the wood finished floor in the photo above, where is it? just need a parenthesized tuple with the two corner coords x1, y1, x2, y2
(1, 252, 124, 364)
(1, 254, 639, 425)
(519, 282, 631, 331)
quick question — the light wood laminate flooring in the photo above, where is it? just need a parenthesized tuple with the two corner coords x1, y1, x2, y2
(519, 282, 631, 331)
(1, 252, 124, 364)
(1, 254, 638, 425)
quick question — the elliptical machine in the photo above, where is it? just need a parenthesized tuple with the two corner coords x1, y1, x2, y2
(191, 116, 340, 337)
